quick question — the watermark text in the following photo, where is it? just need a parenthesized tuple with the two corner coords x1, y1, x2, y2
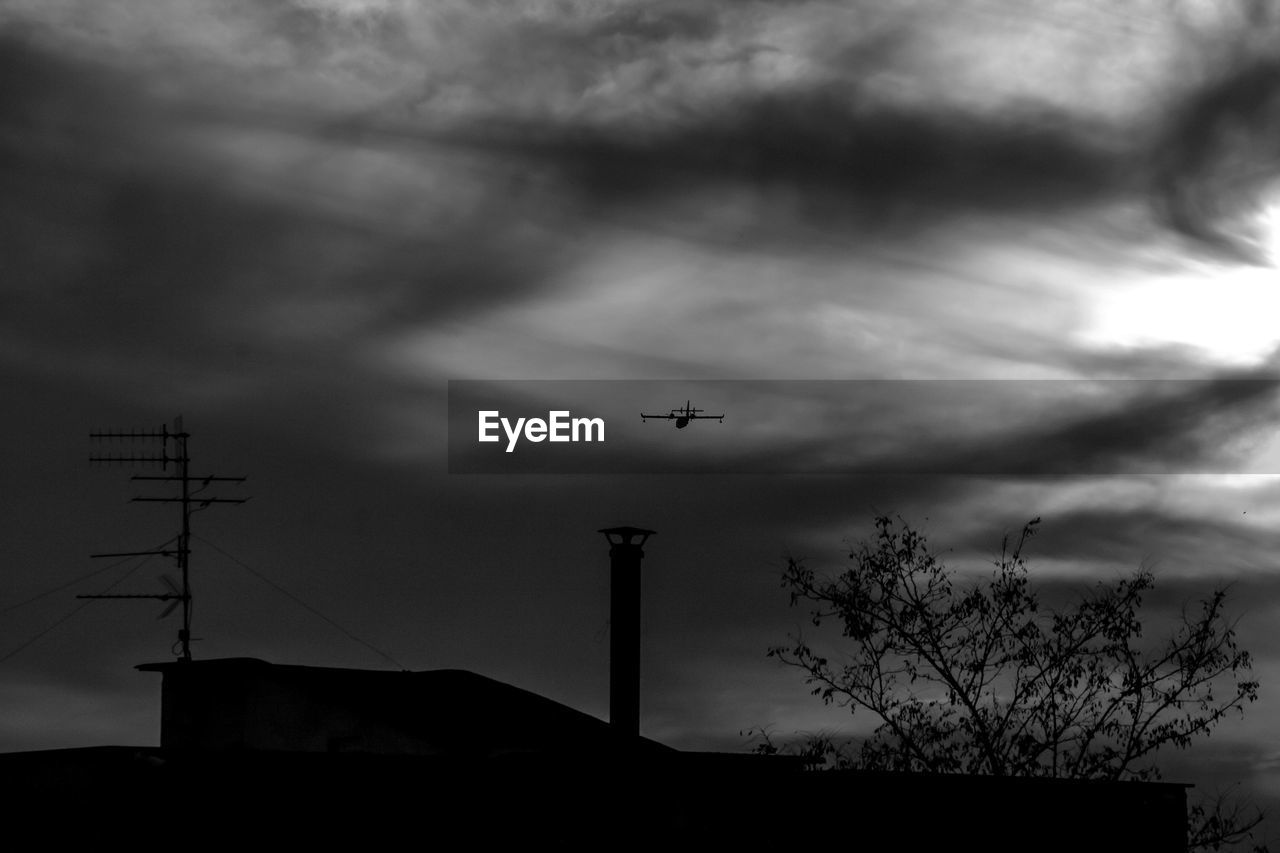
(478, 410, 605, 452)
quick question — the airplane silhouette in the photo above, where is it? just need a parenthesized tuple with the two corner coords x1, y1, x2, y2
(641, 401, 724, 429)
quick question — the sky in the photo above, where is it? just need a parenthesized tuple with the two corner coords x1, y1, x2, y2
(2, 0, 1280, 839)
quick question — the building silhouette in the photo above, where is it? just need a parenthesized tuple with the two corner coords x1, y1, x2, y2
(0, 527, 1189, 848)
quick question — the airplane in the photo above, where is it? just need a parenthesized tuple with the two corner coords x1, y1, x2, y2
(641, 400, 724, 429)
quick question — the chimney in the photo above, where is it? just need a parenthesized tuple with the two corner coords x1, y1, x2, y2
(598, 526, 654, 741)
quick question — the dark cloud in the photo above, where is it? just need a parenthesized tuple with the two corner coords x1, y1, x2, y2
(9, 2, 1280, 263)
(583, 4, 722, 44)
(936, 377, 1280, 475)
(1155, 57, 1280, 262)
(453, 5, 1280, 258)
(0, 34, 585, 391)
(952, 504, 1273, 570)
(383, 63, 1278, 260)
(1062, 343, 1280, 379)
(447, 90, 1129, 244)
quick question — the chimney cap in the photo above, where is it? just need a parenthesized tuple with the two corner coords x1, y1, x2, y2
(598, 527, 656, 547)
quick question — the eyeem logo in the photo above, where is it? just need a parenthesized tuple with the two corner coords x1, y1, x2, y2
(478, 410, 605, 453)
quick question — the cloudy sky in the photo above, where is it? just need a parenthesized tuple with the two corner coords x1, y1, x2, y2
(3, 0, 1280, 836)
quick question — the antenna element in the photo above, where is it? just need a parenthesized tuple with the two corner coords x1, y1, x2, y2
(83, 416, 247, 660)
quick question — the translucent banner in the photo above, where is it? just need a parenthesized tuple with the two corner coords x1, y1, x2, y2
(447, 379, 1280, 475)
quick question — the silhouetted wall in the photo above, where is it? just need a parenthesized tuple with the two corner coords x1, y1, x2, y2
(137, 657, 671, 757)
(0, 747, 1186, 850)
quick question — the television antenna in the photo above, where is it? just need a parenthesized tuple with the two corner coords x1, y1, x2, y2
(82, 416, 246, 661)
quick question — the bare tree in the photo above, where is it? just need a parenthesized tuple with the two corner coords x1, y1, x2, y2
(769, 515, 1267, 850)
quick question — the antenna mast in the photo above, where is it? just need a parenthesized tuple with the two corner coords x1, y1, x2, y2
(83, 416, 246, 661)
